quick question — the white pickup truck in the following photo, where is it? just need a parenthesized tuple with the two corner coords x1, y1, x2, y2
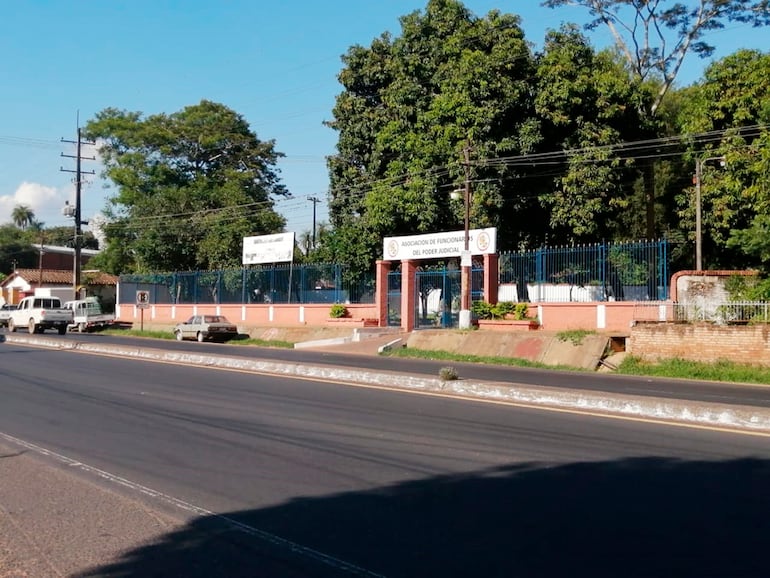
(64, 297, 115, 332)
(8, 296, 73, 335)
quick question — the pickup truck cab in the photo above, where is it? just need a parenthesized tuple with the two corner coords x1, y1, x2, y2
(8, 296, 73, 335)
(64, 297, 115, 332)
(0, 303, 17, 328)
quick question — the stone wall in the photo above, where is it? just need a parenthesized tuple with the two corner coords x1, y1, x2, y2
(629, 323, 770, 366)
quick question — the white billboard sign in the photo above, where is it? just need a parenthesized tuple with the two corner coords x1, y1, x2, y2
(383, 228, 497, 261)
(242, 232, 295, 265)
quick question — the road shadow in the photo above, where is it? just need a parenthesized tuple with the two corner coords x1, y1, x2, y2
(75, 456, 770, 577)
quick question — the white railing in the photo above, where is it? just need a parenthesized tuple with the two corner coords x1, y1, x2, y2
(633, 301, 770, 324)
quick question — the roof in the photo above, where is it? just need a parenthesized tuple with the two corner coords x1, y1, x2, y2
(32, 243, 100, 257)
(1, 269, 118, 287)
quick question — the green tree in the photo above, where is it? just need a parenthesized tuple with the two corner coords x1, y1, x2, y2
(33, 225, 99, 250)
(0, 224, 37, 273)
(534, 26, 655, 239)
(543, 0, 770, 238)
(11, 204, 34, 230)
(325, 0, 538, 275)
(677, 49, 770, 270)
(84, 100, 288, 274)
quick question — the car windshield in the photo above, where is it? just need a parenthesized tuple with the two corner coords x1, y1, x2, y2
(203, 315, 229, 323)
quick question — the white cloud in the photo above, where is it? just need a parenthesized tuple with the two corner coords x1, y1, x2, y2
(0, 181, 62, 225)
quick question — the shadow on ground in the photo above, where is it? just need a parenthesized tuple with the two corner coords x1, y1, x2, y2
(75, 456, 769, 578)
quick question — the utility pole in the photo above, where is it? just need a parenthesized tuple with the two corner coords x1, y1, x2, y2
(459, 143, 472, 330)
(61, 126, 95, 300)
(693, 155, 726, 271)
(308, 196, 321, 248)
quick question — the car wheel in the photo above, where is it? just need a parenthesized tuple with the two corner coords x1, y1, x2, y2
(58, 325, 67, 335)
(197, 332, 205, 343)
(175, 330, 183, 341)
(28, 319, 37, 335)
(78, 322, 87, 333)
(8, 319, 15, 332)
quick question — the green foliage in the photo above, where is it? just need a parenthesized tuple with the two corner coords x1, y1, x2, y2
(607, 247, 648, 285)
(383, 346, 581, 371)
(556, 329, 594, 346)
(0, 224, 37, 273)
(438, 366, 459, 381)
(11, 205, 35, 229)
(471, 300, 530, 320)
(325, 0, 540, 276)
(618, 356, 770, 386)
(677, 50, 770, 270)
(543, 0, 770, 117)
(724, 274, 770, 301)
(84, 100, 287, 274)
(535, 26, 655, 239)
(329, 304, 349, 318)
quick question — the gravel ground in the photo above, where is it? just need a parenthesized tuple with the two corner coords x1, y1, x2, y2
(0, 441, 183, 578)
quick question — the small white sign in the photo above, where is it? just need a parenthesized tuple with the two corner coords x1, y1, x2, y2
(383, 228, 496, 261)
(243, 232, 295, 265)
(136, 290, 150, 309)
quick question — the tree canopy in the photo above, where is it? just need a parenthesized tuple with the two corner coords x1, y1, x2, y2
(543, 0, 770, 240)
(84, 100, 288, 274)
(11, 205, 35, 230)
(325, 0, 538, 272)
(322, 0, 661, 274)
(676, 49, 770, 270)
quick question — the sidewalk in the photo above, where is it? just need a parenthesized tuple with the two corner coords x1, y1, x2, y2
(0, 439, 185, 578)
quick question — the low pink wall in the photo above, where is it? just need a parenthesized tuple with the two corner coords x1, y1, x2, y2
(117, 301, 634, 333)
(534, 302, 636, 333)
(117, 303, 380, 328)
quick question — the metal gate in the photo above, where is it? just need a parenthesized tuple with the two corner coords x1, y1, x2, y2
(386, 270, 402, 327)
(414, 268, 461, 329)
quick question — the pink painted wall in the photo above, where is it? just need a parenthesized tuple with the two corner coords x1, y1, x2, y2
(117, 303, 379, 328)
(117, 301, 635, 333)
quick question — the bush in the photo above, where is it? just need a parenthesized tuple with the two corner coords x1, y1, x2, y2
(439, 366, 459, 381)
(329, 304, 348, 318)
(471, 301, 531, 320)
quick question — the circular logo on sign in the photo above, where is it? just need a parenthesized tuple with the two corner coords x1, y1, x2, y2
(476, 231, 490, 252)
(387, 240, 399, 259)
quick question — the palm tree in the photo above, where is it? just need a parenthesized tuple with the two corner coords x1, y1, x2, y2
(11, 204, 35, 230)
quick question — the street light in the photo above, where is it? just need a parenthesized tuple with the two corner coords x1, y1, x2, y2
(694, 155, 726, 271)
(452, 144, 473, 329)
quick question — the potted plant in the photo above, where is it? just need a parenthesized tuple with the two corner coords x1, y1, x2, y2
(473, 301, 540, 331)
(329, 304, 349, 318)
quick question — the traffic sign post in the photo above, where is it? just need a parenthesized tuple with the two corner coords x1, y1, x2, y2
(136, 291, 150, 331)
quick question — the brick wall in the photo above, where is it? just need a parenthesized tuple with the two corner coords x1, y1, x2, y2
(629, 323, 770, 366)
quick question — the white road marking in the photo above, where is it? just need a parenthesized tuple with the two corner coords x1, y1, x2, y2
(0, 431, 386, 577)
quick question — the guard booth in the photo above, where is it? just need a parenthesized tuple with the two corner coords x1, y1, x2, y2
(377, 228, 499, 331)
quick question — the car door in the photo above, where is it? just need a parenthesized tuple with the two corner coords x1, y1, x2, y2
(181, 316, 199, 339)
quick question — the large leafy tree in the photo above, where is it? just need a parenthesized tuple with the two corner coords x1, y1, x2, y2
(677, 49, 770, 270)
(324, 0, 538, 273)
(543, 0, 770, 238)
(84, 100, 287, 274)
(0, 224, 37, 273)
(534, 26, 655, 239)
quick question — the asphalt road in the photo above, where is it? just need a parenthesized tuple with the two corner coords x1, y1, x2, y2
(1, 342, 770, 577)
(28, 330, 770, 410)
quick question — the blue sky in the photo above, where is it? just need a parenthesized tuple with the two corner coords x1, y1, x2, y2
(1, 1, 766, 237)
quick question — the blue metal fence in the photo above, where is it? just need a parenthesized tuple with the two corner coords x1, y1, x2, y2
(119, 264, 376, 305)
(119, 241, 669, 306)
(498, 240, 668, 302)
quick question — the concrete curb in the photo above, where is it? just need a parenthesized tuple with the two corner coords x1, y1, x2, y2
(293, 336, 351, 349)
(4, 334, 770, 434)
